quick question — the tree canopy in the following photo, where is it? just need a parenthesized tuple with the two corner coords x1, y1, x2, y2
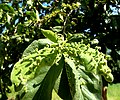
(0, 0, 120, 99)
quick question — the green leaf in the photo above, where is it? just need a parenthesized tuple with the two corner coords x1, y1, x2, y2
(25, 11, 36, 19)
(10, 48, 57, 100)
(22, 38, 52, 57)
(18, 65, 51, 100)
(56, 65, 72, 100)
(65, 57, 84, 100)
(11, 48, 57, 85)
(33, 55, 64, 100)
(17, 24, 25, 34)
(65, 57, 102, 100)
(7, 63, 52, 100)
(41, 29, 58, 43)
(0, 4, 14, 13)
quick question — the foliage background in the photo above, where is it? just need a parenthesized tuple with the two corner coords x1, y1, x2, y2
(0, 0, 120, 99)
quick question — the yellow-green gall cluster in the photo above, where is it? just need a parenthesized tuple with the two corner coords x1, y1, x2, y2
(58, 42, 113, 82)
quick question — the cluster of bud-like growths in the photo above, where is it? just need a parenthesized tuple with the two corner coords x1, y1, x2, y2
(57, 42, 113, 82)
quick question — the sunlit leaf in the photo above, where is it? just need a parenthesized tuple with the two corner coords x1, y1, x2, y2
(22, 38, 52, 57)
(65, 57, 102, 100)
(41, 29, 58, 43)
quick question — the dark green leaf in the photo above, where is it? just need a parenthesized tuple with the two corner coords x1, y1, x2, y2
(33, 55, 64, 100)
(53, 61, 73, 100)
(0, 4, 14, 13)
(25, 11, 36, 19)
